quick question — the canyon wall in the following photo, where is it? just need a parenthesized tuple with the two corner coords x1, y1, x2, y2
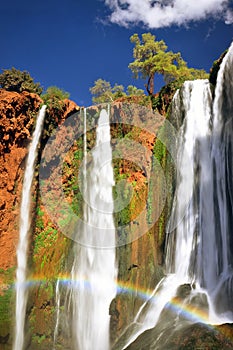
(0, 90, 171, 349)
(1, 63, 232, 349)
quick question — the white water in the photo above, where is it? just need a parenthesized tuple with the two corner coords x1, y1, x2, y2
(71, 108, 117, 350)
(13, 105, 46, 350)
(122, 80, 214, 349)
(122, 46, 233, 348)
(166, 80, 213, 280)
(209, 42, 233, 317)
(53, 279, 61, 349)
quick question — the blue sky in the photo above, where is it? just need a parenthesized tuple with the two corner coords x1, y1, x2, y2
(1, 0, 233, 107)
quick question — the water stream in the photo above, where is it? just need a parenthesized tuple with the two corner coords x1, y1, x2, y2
(13, 105, 46, 350)
(53, 279, 61, 349)
(121, 43, 233, 348)
(71, 108, 117, 350)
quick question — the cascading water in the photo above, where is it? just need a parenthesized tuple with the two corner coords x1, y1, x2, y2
(121, 79, 214, 349)
(166, 79, 213, 282)
(12, 43, 233, 350)
(210, 41, 233, 316)
(53, 279, 61, 349)
(71, 108, 117, 350)
(13, 105, 46, 350)
(122, 45, 233, 347)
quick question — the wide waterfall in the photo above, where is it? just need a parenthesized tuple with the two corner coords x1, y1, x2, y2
(120, 44, 233, 349)
(11, 43, 233, 350)
(71, 108, 117, 350)
(13, 106, 46, 350)
(120, 79, 214, 349)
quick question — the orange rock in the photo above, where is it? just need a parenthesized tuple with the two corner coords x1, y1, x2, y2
(0, 89, 79, 270)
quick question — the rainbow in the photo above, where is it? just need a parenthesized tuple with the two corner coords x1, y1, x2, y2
(5, 274, 233, 343)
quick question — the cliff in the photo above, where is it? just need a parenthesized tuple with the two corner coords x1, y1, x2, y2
(0, 89, 78, 271)
(0, 89, 170, 348)
(0, 89, 78, 348)
(1, 66, 233, 349)
(0, 89, 42, 271)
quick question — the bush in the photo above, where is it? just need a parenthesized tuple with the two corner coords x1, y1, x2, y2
(40, 86, 71, 139)
(0, 67, 43, 94)
(41, 86, 70, 110)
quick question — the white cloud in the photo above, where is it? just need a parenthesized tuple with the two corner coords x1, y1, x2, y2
(104, 0, 233, 28)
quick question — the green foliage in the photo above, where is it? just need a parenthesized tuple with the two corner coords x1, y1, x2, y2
(0, 267, 15, 337)
(126, 85, 145, 96)
(158, 211, 165, 243)
(0, 267, 15, 283)
(0, 67, 43, 94)
(34, 224, 58, 255)
(36, 207, 44, 230)
(32, 334, 46, 345)
(40, 86, 71, 140)
(153, 77, 188, 114)
(41, 86, 70, 110)
(0, 287, 13, 335)
(90, 78, 146, 104)
(129, 33, 208, 96)
(90, 78, 126, 104)
(61, 138, 84, 218)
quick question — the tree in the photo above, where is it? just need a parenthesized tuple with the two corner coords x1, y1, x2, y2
(127, 85, 145, 96)
(129, 33, 208, 96)
(90, 79, 147, 104)
(90, 79, 125, 104)
(41, 86, 70, 110)
(0, 67, 43, 94)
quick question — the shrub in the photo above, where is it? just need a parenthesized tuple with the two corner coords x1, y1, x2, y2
(41, 86, 70, 110)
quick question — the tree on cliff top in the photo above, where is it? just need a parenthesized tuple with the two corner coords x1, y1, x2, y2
(41, 86, 70, 111)
(129, 33, 208, 96)
(90, 78, 145, 104)
(0, 67, 43, 94)
(89, 79, 125, 104)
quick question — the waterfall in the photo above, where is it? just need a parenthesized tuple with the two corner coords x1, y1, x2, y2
(166, 79, 213, 282)
(123, 46, 233, 346)
(165, 48, 233, 323)
(210, 42, 233, 316)
(53, 279, 61, 349)
(121, 80, 214, 349)
(13, 105, 46, 350)
(71, 107, 117, 350)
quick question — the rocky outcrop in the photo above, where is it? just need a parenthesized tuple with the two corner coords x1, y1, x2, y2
(0, 88, 79, 348)
(0, 89, 42, 270)
(122, 284, 233, 350)
(0, 89, 78, 271)
(124, 320, 233, 349)
(209, 50, 228, 87)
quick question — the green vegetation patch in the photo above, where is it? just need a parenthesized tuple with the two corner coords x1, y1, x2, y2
(0, 285, 14, 336)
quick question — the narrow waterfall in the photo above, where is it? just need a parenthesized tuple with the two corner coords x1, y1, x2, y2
(53, 279, 61, 349)
(13, 105, 46, 350)
(71, 108, 117, 350)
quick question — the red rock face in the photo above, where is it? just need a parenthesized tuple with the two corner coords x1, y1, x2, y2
(0, 89, 78, 270)
(0, 89, 42, 270)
